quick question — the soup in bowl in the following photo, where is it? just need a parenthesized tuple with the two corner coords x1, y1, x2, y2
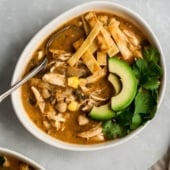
(0, 147, 44, 170)
(11, 1, 166, 150)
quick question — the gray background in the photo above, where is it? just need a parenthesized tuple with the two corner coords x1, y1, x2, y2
(0, 0, 170, 170)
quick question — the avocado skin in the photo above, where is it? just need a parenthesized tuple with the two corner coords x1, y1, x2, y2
(108, 58, 137, 111)
(89, 103, 116, 120)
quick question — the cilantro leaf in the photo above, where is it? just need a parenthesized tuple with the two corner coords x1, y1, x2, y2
(132, 59, 148, 83)
(143, 47, 160, 63)
(0, 155, 5, 166)
(142, 78, 160, 90)
(132, 46, 162, 91)
(148, 62, 163, 78)
(130, 113, 142, 130)
(117, 108, 133, 126)
(134, 89, 155, 114)
(102, 121, 125, 139)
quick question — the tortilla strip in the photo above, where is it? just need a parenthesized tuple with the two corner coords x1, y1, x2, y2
(85, 12, 119, 56)
(73, 39, 101, 73)
(89, 40, 98, 53)
(73, 38, 97, 54)
(123, 29, 142, 58)
(86, 68, 107, 84)
(82, 50, 101, 73)
(108, 18, 133, 61)
(97, 52, 107, 66)
(98, 15, 108, 26)
(100, 27, 119, 57)
(68, 21, 102, 66)
(85, 12, 109, 51)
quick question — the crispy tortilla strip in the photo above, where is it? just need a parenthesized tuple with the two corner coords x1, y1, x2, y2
(68, 21, 102, 66)
(73, 38, 97, 54)
(100, 27, 119, 57)
(97, 52, 107, 66)
(82, 50, 101, 73)
(73, 39, 101, 73)
(89, 40, 98, 53)
(108, 18, 133, 61)
(73, 38, 84, 49)
(123, 29, 141, 47)
(98, 15, 108, 26)
(86, 67, 107, 84)
(128, 43, 142, 58)
(85, 12, 119, 55)
(85, 12, 109, 51)
(123, 29, 142, 58)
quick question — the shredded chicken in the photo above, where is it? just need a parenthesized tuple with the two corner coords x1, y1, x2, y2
(78, 123, 103, 139)
(52, 113, 66, 131)
(42, 73, 66, 87)
(42, 88, 51, 99)
(31, 86, 45, 113)
(43, 120, 51, 129)
(78, 115, 89, 125)
(37, 50, 44, 60)
(91, 133, 105, 141)
(91, 93, 109, 101)
(44, 103, 56, 120)
(30, 78, 51, 89)
(50, 61, 66, 72)
(55, 88, 74, 103)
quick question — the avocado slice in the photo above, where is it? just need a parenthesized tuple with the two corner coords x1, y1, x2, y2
(89, 103, 116, 120)
(108, 58, 137, 111)
(108, 73, 121, 95)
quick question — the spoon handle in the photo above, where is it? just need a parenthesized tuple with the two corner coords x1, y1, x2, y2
(0, 58, 48, 103)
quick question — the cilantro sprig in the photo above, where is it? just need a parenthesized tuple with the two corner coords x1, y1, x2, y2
(102, 47, 163, 138)
(0, 155, 5, 166)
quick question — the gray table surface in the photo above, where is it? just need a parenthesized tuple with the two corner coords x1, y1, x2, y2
(0, 0, 170, 170)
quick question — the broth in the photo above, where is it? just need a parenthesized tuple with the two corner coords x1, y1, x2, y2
(0, 154, 35, 170)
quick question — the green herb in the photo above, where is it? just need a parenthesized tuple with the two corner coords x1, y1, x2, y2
(117, 107, 133, 126)
(102, 120, 125, 139)
(0, 155, 5, 166)
(130, 47, 161, 129)
(134, 89, 156, 114)
(142, 78, 160, 90)
(132, 47, 162, 89)
(130, 113, 142, 130)
(143, 47, 160, 63)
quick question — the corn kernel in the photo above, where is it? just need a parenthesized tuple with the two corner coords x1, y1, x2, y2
(68, 76, 80, 88)
(68, 101, 79, 112)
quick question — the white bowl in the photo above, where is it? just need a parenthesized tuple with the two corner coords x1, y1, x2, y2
(11, 1, 166, 151)
(0, 147, 45, 169)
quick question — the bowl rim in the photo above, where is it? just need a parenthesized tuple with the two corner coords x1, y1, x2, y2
(11, 1, 167, 151)
(0, 147, 45, 169)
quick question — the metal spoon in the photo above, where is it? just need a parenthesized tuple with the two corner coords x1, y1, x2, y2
(0, 25, 83, 103)
(0, 57, 48, 103)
